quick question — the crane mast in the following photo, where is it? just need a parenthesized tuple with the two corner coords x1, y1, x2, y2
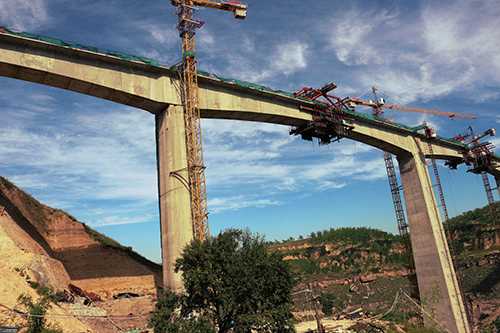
(173, 0, 247, 241)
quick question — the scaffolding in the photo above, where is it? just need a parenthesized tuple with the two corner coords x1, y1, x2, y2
(481, 172, 500, 240)
(383, 151, 419, 300)
(175, 2, 209, 241)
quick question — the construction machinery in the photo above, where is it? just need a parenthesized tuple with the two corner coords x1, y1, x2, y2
(290, 83, 355, 145)
(456, 127, 496, 174)
(172, 0, 247, 241)
(348, 87, 477, 120)
(290, 84, 422, 299)
(453, 127, 500, 241)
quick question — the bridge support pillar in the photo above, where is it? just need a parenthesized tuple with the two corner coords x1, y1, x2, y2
(494, 174, 500, 198)
(156, 105, 193, 292)
(397, 150, 469, 333)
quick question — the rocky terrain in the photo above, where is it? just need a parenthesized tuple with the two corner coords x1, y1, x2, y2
(1, 173, 499, 332)
(0, 176, 161, 332)
(275, 221, 500, 331)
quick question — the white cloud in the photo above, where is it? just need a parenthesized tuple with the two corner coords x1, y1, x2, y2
(271, 42, 309, 75)
(324, 1, 500, 102)
(200, 118, 387, 214)
(421, 1, 500, 84)
(0, 108, 158, 203)
(202, 119, 289, 139)
(208, 195, 281, 213)
(147, 24, 179, 45)
(0, 0, 50, 31)
(86, 214, 155, 227)
(198, 29, 215, 46)
(316, 180, 346, 191)
(328, 7, 399, 66)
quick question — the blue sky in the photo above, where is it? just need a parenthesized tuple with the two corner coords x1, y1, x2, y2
(1, 0, 500, 263)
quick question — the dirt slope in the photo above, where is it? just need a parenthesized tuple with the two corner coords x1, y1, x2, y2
(0, 176, 162, 332)
(0, 211, 92, 332)
(0, 177, 162, 293)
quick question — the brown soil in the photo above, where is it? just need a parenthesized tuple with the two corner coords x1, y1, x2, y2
(0, 180, 162, 332)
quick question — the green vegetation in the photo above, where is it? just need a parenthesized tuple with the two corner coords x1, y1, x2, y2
(318, 292, 344, 316)
(447, 202, 500, 255)
(150, 228, 296, 333)
(399, 325, 441, 333)
(0, 175, 15, 190)
(274, 205, 500, 331)
(0, 175, 49, 230)
(17, 294, 63, 333)
(479, 316, 500, 332)
(307, 226, 401, 245)
(82, 222, 125, 249)
(275, 227, 406, 279)
(28, 283, 59, 304)
(149, 287, 216, 333)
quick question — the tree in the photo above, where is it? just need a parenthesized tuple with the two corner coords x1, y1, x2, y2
(317, 293, 344, 316)
(149, 286, 215, 333)
(17, 294, 62, 333)
(170, 228, 296, 333)
(149, 287, 181, 333)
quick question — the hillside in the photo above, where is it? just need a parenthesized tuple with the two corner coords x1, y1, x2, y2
(272, 228, 411, 319)
(0, 176, 162, 332)
(2, 173, 500, 332)
(274, 209, 500, 331)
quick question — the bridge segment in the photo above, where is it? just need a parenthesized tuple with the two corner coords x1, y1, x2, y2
(1, 31, 497, 333)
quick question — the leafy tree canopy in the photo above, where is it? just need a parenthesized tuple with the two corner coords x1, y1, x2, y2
(151, 228, 296, 333)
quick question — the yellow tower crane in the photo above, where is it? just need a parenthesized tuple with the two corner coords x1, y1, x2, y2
(171, 0, 247, 241)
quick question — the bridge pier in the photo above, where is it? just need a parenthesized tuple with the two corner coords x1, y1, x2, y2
(156, 105, 194, 292)
(397, 148, 469, 333)
(494, 174, 500, 198)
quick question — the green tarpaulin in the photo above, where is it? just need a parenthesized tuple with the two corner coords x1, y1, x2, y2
(1, 26, 159, 67)
(133, 55, 159, 67)
(39, 35, 74, 47)
(74, 44, 98, 52)
(104, 50, 132, 61)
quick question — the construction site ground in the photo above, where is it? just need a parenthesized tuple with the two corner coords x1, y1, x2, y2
(0, 184, 160, 333)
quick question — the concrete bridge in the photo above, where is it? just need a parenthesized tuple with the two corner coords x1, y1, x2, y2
(1, 31, 498, 333)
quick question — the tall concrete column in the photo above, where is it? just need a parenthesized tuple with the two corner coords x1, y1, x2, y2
(156, 105, 193, 292)
(397, 146, 469, 333)
(494, 173, 500, 198)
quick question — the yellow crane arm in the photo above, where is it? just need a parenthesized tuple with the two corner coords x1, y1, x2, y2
(172, 0, 247, 19)
(382, 104, 477, 119)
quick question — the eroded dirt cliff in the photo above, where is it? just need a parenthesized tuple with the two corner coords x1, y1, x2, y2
(0, 176, 162, 332)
